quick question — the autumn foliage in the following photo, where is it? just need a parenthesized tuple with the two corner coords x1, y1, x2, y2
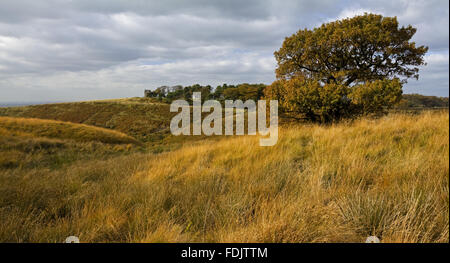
(266, 13, 428, 122)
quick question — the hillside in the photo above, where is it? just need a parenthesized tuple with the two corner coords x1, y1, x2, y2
(0, 98, 174, 143)
(0, 116, 141, 170)
(0, 117, 140, 145)
(399, 94, 449, 108)
(0, 111, 447, 242)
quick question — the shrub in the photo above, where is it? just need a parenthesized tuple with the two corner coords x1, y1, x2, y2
(349, 78, 403, 115)
(265, 76, 403, 122)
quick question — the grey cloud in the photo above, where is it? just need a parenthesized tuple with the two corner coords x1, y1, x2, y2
(404, 52, 449, 96)
(0, 0, 448, 102)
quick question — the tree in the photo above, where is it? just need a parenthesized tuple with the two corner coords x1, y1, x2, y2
(146, 83, 267, 104)
(274, 13, 428, 86)
(267, 13, 427, 122)
(222, 83, 266, 102)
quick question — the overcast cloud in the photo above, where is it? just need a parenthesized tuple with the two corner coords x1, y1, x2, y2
(0, 0, 448, 103)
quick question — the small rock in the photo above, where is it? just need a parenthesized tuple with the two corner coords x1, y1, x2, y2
(365, 236, 381, 243)
(65, 236, 80, 243)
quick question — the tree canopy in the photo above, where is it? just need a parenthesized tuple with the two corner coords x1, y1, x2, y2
(146, 83, 266, 104)
(274, 13, 428, 86)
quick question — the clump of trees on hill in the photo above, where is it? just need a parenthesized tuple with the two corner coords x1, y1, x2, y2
(145, 83, 266, 104)
(265, 13, 428, 122)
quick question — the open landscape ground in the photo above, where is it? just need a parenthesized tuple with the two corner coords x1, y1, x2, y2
(0, 101, 447, 242)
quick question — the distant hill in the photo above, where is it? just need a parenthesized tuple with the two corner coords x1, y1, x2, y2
(0, 101, 62, 107)
(398, 94, 449, 108)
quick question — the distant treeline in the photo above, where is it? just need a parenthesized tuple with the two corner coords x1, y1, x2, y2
(397, 94, 449, 108)
(145, 83, 266, 103)
(145, 85, 449, 109)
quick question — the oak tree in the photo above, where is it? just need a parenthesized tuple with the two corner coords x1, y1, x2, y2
(267, 13, 427, 122)
(274, 13, 428, 86)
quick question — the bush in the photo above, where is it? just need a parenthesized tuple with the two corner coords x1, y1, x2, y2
(349, 78, 403, 115)
(265, 76, 403, 122)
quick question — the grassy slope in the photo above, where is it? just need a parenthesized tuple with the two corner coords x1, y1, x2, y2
(0, 117, 140, 145)
(0, 111, 448, 242)
(0, 98, 174, 143)
(0, 116, 141, 170)
(0, 97, 250, 151)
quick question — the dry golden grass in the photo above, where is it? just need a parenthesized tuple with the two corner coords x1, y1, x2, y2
(0, 98, 245, 150)
(0, 116, 141, 170)
(0, 116, 140, 145)
(0, 111, 448, 242)
(0, 98, 174, 143)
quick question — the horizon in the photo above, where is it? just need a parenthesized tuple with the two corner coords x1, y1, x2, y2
(0, 91, 448, 107)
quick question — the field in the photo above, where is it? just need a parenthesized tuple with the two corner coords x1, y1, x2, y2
(0, 100, 448, 243)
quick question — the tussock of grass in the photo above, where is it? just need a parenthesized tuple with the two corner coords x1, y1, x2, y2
(0, 116, 140, 145)
(0, 111, 447, 242)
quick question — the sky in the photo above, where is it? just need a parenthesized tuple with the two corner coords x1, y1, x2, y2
(0, 0, 448, 103)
